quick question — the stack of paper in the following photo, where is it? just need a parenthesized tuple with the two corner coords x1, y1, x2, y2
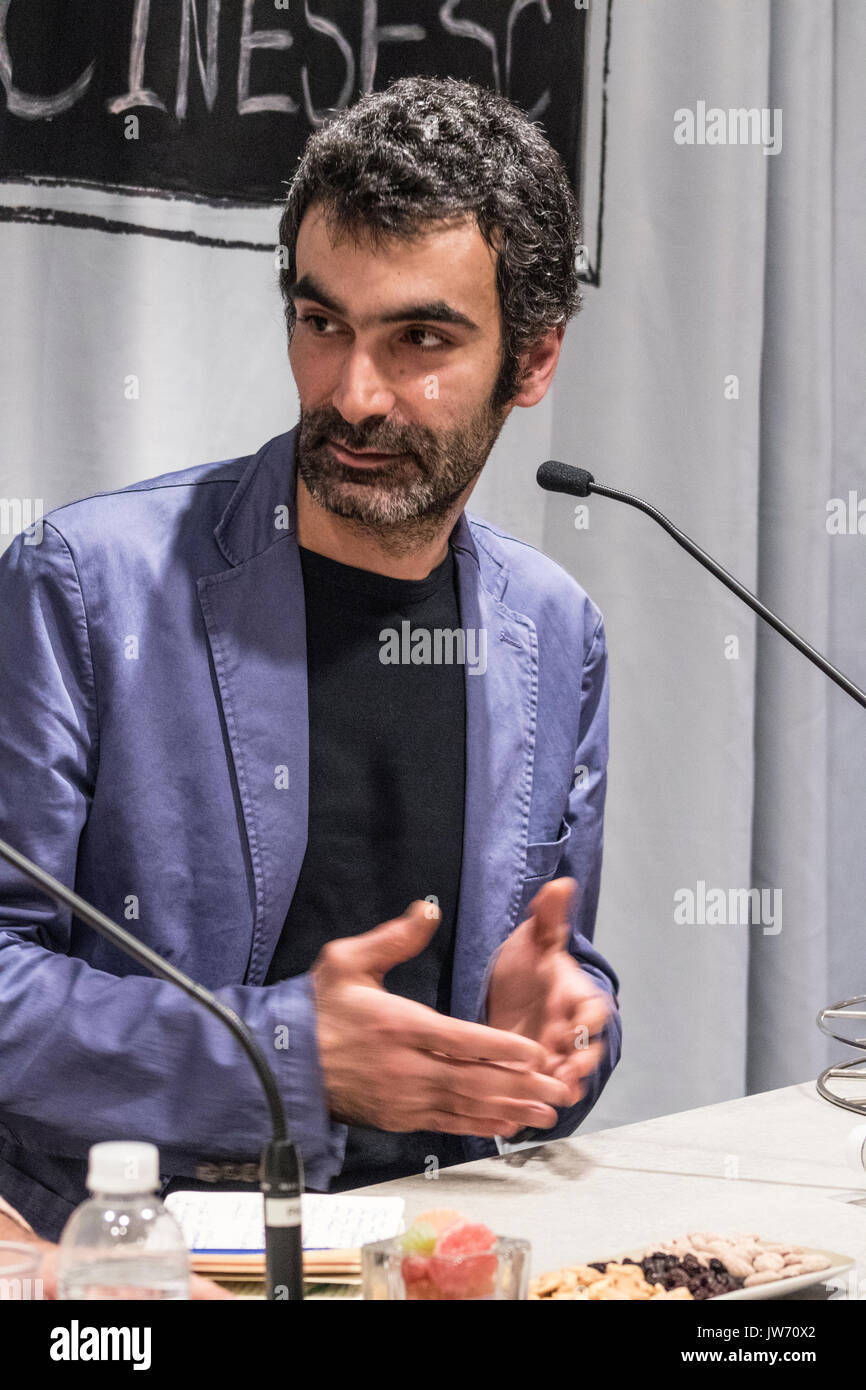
(165, 1191, 405, 1282)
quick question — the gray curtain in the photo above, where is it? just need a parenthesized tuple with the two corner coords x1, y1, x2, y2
(1, 0, 862, 1132)
(489, 0, 866, 1128)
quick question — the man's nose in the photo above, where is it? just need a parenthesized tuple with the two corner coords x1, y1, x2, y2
(331, 346, 397, 424)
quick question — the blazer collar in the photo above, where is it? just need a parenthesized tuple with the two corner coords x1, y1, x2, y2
(213, 431, 297, 567)
(212, 425, 509, 602)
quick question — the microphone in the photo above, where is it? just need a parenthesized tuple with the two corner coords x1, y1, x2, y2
(537, 460, 866, 712)
(537, 460, 595, 498)
(0, 834, 304, 1302)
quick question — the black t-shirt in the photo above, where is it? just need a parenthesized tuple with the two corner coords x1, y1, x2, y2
(264, 541, 468, 1186)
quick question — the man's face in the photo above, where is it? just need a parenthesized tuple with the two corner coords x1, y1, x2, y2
(288, 203, 512, 531)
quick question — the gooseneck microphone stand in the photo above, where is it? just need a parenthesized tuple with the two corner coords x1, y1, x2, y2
(0, 835, 304, 1300)
(537, 460, 866, 1115)
(537, 460, 866, 712)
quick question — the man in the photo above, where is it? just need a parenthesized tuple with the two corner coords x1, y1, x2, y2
(0, 75, 621, 1241)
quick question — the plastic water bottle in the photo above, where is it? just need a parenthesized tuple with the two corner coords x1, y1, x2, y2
(57, 1141, 190, 1300)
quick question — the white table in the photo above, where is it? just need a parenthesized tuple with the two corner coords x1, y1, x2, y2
(354, 1082, 866, 1298)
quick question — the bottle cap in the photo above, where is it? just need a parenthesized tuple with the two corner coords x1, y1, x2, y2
(87, 1142, 160, 1195)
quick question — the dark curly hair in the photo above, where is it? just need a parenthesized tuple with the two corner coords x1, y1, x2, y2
(277, 75, 582, 410)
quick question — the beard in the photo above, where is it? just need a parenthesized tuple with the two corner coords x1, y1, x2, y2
(295, 392, 509, 545)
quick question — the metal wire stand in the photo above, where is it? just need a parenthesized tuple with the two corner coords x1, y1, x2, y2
(816, 996, 866, 1116)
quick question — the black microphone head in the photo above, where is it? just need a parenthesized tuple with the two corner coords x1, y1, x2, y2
(536, 460, 595, 497)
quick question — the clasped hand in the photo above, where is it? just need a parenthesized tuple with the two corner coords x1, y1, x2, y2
(310, 877, 612, 1138)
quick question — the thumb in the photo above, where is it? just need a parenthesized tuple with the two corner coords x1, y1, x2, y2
(352, 900, 442, 980)
(527, 877, 575, 953)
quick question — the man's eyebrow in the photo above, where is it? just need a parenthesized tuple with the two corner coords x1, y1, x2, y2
(289, 274, 479, 332)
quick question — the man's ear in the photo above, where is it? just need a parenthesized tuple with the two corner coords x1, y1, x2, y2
(510, 323, 566, 409)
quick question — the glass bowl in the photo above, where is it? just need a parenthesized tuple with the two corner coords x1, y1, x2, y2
(362, 1234, 530, 1300)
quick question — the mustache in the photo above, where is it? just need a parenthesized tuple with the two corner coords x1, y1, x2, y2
(305, 416, 428, 458)
(323, 432, 414, 455)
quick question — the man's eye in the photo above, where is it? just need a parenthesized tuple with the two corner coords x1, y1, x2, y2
(299, 313, 336, 334)
(405, 327, 449, 351)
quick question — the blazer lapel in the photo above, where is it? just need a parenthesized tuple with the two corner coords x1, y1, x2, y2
(449, 515, 537, 1022)
(197, 432, 309, 985)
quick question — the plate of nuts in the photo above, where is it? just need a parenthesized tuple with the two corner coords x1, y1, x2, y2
(529, 1231, 854, 1301)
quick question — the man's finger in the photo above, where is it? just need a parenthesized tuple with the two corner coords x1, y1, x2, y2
(550, 1041, 606, 1091)
(391, 996, 549, 1070)
(527, 877, 575, 952)
(422, 1111, 524, 1139)
(433, 1055, 572, 1110)
(548, 994, 612, 1053)
(574, 992, 612, 1036)
(342, 900, 441, 979)
(402, 1091, 560, 1131)
(547, 1075, 587, 1108)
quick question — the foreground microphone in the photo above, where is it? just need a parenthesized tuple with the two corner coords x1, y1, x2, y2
(0, 836, 303, 1302)
(537, 460, 866, 712)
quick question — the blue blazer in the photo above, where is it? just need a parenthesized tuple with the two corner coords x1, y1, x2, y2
(0, 426, 621, 1239)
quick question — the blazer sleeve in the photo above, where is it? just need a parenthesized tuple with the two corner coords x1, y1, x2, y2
(0, 523, 346, 1189)
(550, 612, 622, 1136)
(482, 611, 622, 1147)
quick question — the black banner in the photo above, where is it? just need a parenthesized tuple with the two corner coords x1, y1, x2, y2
(0, 0, 592, 203)
(8, 1292, 859, 1377)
